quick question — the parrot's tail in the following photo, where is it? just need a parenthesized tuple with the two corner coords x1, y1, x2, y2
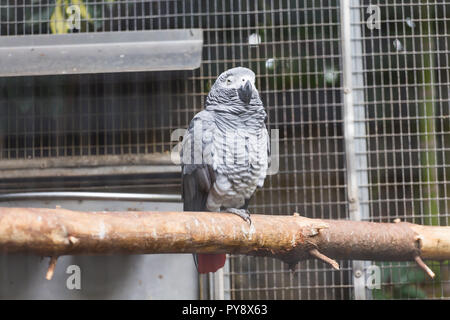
(193, 253, 226, 274)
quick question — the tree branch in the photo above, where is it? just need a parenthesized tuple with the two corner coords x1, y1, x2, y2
(45, 256, 58, 280)
(0, 207, 449, 278)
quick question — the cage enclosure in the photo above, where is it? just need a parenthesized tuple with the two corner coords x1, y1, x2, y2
(0, 0, 449, 300)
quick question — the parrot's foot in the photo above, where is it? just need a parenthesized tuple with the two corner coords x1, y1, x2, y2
(226, 208, 252, 225)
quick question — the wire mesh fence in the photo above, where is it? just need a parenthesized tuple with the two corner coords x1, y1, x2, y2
(355, 0, 450, 299)
(0, 0, 448, 299)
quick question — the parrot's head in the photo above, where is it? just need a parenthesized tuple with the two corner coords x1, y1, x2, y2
(206, 67, 263, 112)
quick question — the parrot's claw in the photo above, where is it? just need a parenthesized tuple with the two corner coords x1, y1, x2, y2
(227, 208, 252, 225)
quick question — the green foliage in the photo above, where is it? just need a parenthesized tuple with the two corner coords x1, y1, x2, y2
(373, 261, 449, 299)
(373, 262, 427, 299)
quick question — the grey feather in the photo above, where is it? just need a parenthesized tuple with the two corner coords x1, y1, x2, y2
(181, 67, 270, 214)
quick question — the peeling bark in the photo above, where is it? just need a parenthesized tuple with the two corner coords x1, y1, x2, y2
(0, 207, 449, 278)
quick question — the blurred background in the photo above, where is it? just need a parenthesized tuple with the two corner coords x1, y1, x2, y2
(0, 0, 449, 299)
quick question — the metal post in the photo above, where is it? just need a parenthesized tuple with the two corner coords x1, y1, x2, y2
(341, 0, 371, 300)
(208, 257, 231, 300)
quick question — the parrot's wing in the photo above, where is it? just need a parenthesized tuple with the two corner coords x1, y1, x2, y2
(256, 125, 270, 188)
(266, 125, 271, 169)
(181, 111, 216, 212)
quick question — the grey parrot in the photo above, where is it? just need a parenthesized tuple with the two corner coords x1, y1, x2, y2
(180, 67, 270, 273)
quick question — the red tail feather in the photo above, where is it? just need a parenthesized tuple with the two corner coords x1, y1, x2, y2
(197, 254, 226, 274)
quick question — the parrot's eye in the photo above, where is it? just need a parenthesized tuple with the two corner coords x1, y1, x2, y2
(226, 77, 233, 85)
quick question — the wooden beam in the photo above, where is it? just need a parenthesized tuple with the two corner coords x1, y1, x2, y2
(0, 207, 448, 278)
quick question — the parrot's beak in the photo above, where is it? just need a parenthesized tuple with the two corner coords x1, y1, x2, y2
(238, 80, 253, 104)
